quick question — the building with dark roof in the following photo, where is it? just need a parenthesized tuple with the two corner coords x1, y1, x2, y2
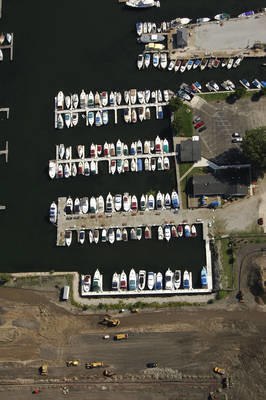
(180, 137, 201, 162)
(192, 168, 249, 197)
(172, 29, 188, 49)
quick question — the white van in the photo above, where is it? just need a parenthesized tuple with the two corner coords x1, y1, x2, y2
(62, 285, 70, 301)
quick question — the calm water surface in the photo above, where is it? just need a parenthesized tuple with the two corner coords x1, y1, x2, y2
(0, 1, 264, 283)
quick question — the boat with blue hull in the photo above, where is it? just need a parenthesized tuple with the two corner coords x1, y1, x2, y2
(201, 267, 208, 288)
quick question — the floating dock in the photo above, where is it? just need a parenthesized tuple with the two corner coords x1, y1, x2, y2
(0, 108, 10, 119)
(0, 33, 14, 61)
(0, 141, 8, 163)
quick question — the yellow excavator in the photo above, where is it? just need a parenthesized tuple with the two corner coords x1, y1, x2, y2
(100, 317, 120, 327)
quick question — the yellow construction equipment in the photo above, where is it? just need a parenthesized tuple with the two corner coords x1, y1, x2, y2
(86, 362, 104, 369)
(103, 369, 115, 377)
(114, 333, 128, 340)
(66, 360, 79, 367)
(40, 365, 47, 375)
(100, 317, 120, 327)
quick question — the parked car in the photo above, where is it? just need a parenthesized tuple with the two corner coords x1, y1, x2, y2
(198, 125, 207, 133)
(193, 116, 201, 124)
(147, 362, 158, 368)
(232, 132, 241, 137)
(232, 138, 243, 143)
(195, 121, 204, 129)
(258, 217, 264, 225)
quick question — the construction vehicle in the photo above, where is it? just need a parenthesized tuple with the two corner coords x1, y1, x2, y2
(40, 365, 47, 375)
(100, 317, 120, 327)
(130, 308, 139, 313)
(223, 376, 232, 388)
(66, 360, 79, 367)
(103, 369, 115, 377)
(86, 362, 104, 369)
(213, 366, 225, 375)
(114, 333, 128, 340)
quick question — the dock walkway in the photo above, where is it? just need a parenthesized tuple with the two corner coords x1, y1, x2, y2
(0, 33, 14, 61)
(0, 141, 8, 163)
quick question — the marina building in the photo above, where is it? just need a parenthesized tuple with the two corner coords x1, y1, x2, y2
(179, 137, 201, 163)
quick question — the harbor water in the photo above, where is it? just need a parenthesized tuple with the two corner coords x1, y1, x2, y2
(0, 0, 264, 280)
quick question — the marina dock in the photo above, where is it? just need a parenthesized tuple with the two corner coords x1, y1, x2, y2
(0, 108, 10, 119)
(0, 33, 14, 61)
(0, 141, 8, 163)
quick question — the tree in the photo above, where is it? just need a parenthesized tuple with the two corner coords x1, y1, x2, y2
(171, 115, 183, 133)
(241, 128, 266, 170)
(234, 85, 246, 99)
(260, 87, 266, 96)
(169, 96, 182, 111)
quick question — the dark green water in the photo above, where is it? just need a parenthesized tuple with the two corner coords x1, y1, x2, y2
(0, 1, 264, 286)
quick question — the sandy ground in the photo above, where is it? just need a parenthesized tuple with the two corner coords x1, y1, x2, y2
(0, 286, 265, 400)
(194, 14, 266, 51)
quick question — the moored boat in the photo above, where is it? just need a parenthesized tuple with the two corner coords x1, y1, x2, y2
(93, 269, 102, 292)
(112, 273, 119, 291)
(158, 225, 164, 240)
(183, 270, 190, 289)
(147, 272, 155, 290)
(49, 201, 57, 224)
(201, 266, 208, 288)
(138, 270, 146, 290)
(145, 226, 151, 239)
(191, 225, 197, 237)
(165, 268, 173, 290)
(65, 230, 72, 247)
(184, 224, 191, 238)
(164, 225, 171, 242)
(156, 272, 163, 290)
(129, 269, 137, 291)
(120, 270, 127, 290)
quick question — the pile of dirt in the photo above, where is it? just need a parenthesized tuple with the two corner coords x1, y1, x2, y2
(12, 319, 40, 330)
(0, 307, 8, 315)
(0, 318, 6, 326)
(248, 255, 266, 304)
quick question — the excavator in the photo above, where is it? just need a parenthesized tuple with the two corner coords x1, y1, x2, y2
(100, 317, 120, 327)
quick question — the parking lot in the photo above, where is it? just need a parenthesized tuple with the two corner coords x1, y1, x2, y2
(192, 96, 266, 165)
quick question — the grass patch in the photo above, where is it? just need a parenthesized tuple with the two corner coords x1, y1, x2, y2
(199, 92, 231, 102)
(220, 238, 235, 289)
(98, 300, 203, 312)
(179, 162, 193, 179)
(216, 290, 229, 300)
(173, 104, 193, 137)
(246, 126, 266, 136)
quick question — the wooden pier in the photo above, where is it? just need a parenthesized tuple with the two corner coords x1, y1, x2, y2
(0, 108, 10, 119)
(0, 141, 8, 163)
(54, 90, 170, 128)
(0, 33, 14, 61)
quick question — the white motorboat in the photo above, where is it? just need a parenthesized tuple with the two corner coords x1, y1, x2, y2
(72, 93, 79, 108)
(164, 193, 171, 209)
(164, 225, 171, 242)
(95, 110, 102, 127)
(123, 159, 129, 172)
(49, 161, 56, 179)
(126, 0, 160, 8)
(74, 198, 80, 214)
(153, 52, 159, 68)
(137, 90, 145, 104)
(184, 224, 191, 238)
(136, 22, 143, 36)
(88, 91, 94, 107)
(136, 227, 142, 240)
(5, 33, 12, 43)
(227, 58, 234, 69)
(112, 273, 119, 291)
(90, 196, 97, 214)
(138, 107, 145, 122)
(114, 194, 122, 212)
(88, 111, 94, 126)
(160, 53, 168, 69)
(93, 269, 102, 292)
(94, 91, 101, 107)
(65, 146, 71, 160)
(57, 114, 64, 129)
(122, 228, 128, 241)
(116, 228, 122, 241)
(140, 194, 147, 211)
(187, 59, 194, 70)
(110, 160, 116, 174)
(104, 142, 110, 157)
(163, 157, 170, 170)
(82, 275, 91, 292)
(144, 226, 152, 239)
(180, 17, 191, 25)
(123, 193, 131, 212)
(151, 158, 156, 171)
(174, 270, 181, 289)
(144, 90, 151, 104)
(109, 91, 116, 106)
(97, 195, 105, 214)
(165, 268, 173, 290)
(100, 91, 108, 107)
(239, 79, 250, 89)
(77, 145, 84, 159)
(116, 91, 122, 105)
(131, 195, 138, 212)
(65, 113, 71, 128)
(158, 225, 164, 240)
(108, 228, 115, 244)
(156, 272, 163, 290)
(144, 140, 150, 154)
(65, 230, 72, 247)
(101, 228, 107, 243)
(124, 90, 130, 104)
(138, 270, 146, 290)
(163, 90, 169, 102)
(88, 230, 93, 244)
(130, 89, 137, 104)
(168, 60, 175, 71)
(131, 108, 137, 123)
(84, 161, 90, 176)
(147, 272, 155, 290)
(106, 192, 114, 213)
(180, 60, 188, 73)
(57, 164, 63, 178)
(64, 163, 70, 178)
(120, 270, 127, 290)
(148, 194, 155, 210)
(137, 54, 144, 70)
(155, 135, 162, 153)
(124, 108, 131, 123)
(129, 269, 137, 291)
(183, 270, 190, 289)
(233, 56, 243, 68)
(174, 59, 182, 72)
(144, 53, 151, 68)
(49, 201, 57, 224)
(156, 191, 163, 210)
(80, 89, 86, 108)
(79, 230, 85, 245)
(171, 225, 177, 238)
(57, 91, 64, 110)
(136, 139, 143, 154)
(81, 197, 89, 214)
(65, 197, 73, 214)
(145, 107, 151, 120)
(102, 110, 108, 125)
(72, 113, 78, 126)
(78, 161, 84, 175)
(117, 159, 123, 174)
(65, 96, 71, 109)
(171, 190, 179, 208)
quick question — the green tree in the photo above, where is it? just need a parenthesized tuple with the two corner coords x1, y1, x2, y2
(260, 87, 266, 96)
(234, 85, 246, 99)
(241, 128, 266, 169)
(169, 96, 182, 111)
(172, 115, 183, 133)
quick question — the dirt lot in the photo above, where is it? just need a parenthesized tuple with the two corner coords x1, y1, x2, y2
(0, 286, 265, 400)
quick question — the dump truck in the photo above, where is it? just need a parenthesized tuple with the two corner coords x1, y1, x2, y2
(40, 365, 47, 375)
(114, 333, 128, 340)
(103, 369, 115, 377)
(213, 366, 225, 375)
(86, 362, 104, 369)
(66, 360, 79, 367)
(100, 317, 120, 327)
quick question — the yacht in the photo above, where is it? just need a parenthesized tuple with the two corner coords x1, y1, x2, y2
(110, 143, 115, 157)
(106, 192, 114, 213)
(165, 268, 173, 290)
(136, 140, 143, 154)
(95, 91, 101, 107)
(191, 225, 197, 237)
(124, 90, 130, 104)
(103, 142, 109, 157)
(82, 275, 91, 293)
(114, 194, 122, 212)
(158, 225, 164, 240)
(136, 22, 143, 36)
(137, 90, 144, 104)
(163, 90, 169, 102)
(201, 267, 208, 288)
(98, 195, 105, 214)
(95, 110, 102, 127)
(144, 158, 150, 171)
(156, 191, 163, 210)
(108, 228, 115, 244)
(64, 164, 70, 178)
(116, 139, 122, 156)
(138, 107, 145, 121)
(79, 230, 85, 245)
(100, 91, 108, 106)
(112, 273, 119, 291)
(129, 269, 137, 291)
(74, 198, 80, 214)
(123, 193, 131, 212)
(88, 91, 94, 107)
(126, 0, 160, 8)
(145, 107, 151, 120)
(147, 272, 155, 290)
(180, 60, 188, 73)
(136, 227, 142, 240)
(140, 194, 147, 211)
(184, 224, 191, 238)
(120, 270, 127, 290)
(177, 224, 183, 237)
(151, 158, 156, 171)
(130, 141, 136, 155)
(65, 113, 71, 128)
(80, 89, 86, 108)
(163, 157, 170, 170)
(72, 93, 79, 108)
(72, 113, 79, 126)
(131, 195, 138, 212)
(109, 91, 116, 106)
(144, 53, 151, 68)
(57, 114, 64, 129)
(131, 108, 137, 123)
(200, 58, 208, 71)
(145, 90, 151, 103)
(49, 161, 56, 179)
(57, 164, 62, 178)
(123, 159, 129, 172)
(148, 194, 155, 210)
(156, 272, 163, 290)
(90, 143, 96, 158)
(93, 269, 102, 292)
(187, 59, 194, 70)
(116, 91, 122, 105)
(137, 54, 144, 70)
(164, 225, 171, 242)
(155, 135, 162, 153)
(168, 60, 175, 71)
(157, 89, 163, 102)
(174, 59, 182, 72)
(78, 161, 84, 175)
(227, 58, 234, 69)
(160, 53, 168, 69)
(153, 52, 159, 68)
(116, 228, 122, 241)
(90, 160, 97, 175)
(130, 89, 137, 104)
(183, 270, 190, 289)
(174, 270, 181, 289)
(102, 110, 108, 125)
(77, 145, 84, 159)
(65, 230, 72, 247)
(57, 91, 64, 110)
(49, 202, 57, 224)
(145, 226, 152, 239)
(138, 270, 146, 290)
(65, 95, 71, 109)
(233, 56, 243, 68)
(124, 108, 131, 123)
(110, 160, 116, 174)
(101, 229, 107, 243)
(122, 228, 128, 241)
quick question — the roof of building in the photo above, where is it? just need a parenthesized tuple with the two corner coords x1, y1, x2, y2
(180, 138, 201, 162)
(192, 168, 249, 197)
(172, 29, 188, 48)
